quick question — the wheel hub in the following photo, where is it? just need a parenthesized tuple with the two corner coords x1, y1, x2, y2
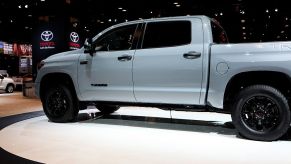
(47, 88, 68, 118)
(241, 96, 280, 132)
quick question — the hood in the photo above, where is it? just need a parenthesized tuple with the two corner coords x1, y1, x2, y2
(44, 48, 84, 63)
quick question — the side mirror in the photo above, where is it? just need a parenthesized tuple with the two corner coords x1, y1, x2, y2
(84, 38, 94, 56)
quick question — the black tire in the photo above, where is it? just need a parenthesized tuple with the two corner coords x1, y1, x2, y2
(5, 84, 14, 93)
(42, 85, 79, 123)
(231, 85, 290, 141)
(96, 105, 120, 114)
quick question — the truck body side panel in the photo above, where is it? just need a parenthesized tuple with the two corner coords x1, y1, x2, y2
(208, 42, 291, 109)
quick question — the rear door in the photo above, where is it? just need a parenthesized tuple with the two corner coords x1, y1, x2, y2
(133, 18, 204, 105)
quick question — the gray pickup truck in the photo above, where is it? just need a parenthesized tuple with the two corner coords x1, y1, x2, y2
(35, 15, 291, 141)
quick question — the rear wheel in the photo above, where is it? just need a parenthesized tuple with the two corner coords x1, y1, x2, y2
(5, 84, 14, 93)
(42, 85, 79, 122)
(231, 85, 290, 141)
(96, 105, 120, 115)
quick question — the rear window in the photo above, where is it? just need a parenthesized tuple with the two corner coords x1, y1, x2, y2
(142, 21, 191, 49)
(211, 20, 228, 44)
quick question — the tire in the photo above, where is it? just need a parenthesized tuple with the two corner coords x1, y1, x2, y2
(96, 105, 120, 114)
(42, 85, 79, 123)
(5, 84, 14, 93)
(231, 85, 291, 141)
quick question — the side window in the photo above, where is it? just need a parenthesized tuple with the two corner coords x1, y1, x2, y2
(211, 20, 228, 44)
(95, 24, 137, 51)
(142, 21, 191, 49)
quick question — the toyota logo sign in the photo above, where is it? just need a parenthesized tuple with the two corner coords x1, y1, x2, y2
(41, 31, 54, 42)
(70, 32, 79, 43)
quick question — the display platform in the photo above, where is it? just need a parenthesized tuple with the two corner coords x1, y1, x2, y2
(1, 107, 291, 164)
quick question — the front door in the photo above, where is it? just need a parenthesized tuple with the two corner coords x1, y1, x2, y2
(78, 24, 139, 102)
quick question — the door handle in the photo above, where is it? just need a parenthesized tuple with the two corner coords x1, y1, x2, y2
(118, 55, 132, 61)
(183, 51, 201, 59)
(80, 60, 88, 65)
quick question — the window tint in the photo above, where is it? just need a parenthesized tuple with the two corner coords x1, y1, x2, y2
(95, 24, 137, 51)
(142, 21, 191, 49)
(211, 20, 228, 44)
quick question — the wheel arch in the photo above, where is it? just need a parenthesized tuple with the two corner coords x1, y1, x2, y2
(223, 71, 291, 111)
(39, 73, 78, 101)
(6, 83, 15, 88)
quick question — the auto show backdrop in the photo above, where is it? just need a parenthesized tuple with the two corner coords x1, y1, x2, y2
(32, 16, 83, 80)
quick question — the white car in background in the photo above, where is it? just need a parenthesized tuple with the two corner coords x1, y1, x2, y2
(0, 73, 15, 93)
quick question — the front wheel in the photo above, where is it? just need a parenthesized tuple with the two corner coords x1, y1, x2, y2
(231, 85, 291, 141)
(42, 85, 79, 122)
(5, 84, 14, 93)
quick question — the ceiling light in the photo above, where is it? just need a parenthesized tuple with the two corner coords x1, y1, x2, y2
(25, 5, 28, 8)
(41, 0, 45, 2)
(122, 9, 127, 12)
(275, 8, 278, 12)
(242, 26, 245, 29)
(285, 24, 289, 28)
(150, 11, 153, 14)
(100, 21, 104, 24)
(281, 31, 285, 33)
(18, 5, 21, 8)
(173, 2, 178, 5)
(176, 4, 181, 7)
(118, 7, 123, 10)
(10, 20, 13, 23)
(265, 9, 269, 13)
(28, 14, 32, 17)
(108, 19, 112, 22)
(241, 19, 245, 23)
(220, 12, 223, 16)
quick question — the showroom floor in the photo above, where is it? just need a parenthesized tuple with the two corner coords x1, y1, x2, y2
(1, 93, 291, 163)
(0, 92, 42, 117)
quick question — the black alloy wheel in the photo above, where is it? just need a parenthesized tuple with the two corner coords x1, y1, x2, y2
(43, 85, 78, 122)
(232, 85, 290, 141)
(241, 96, 279, 133)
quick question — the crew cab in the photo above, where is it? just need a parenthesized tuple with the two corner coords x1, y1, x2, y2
(35, 15, 291, 141)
